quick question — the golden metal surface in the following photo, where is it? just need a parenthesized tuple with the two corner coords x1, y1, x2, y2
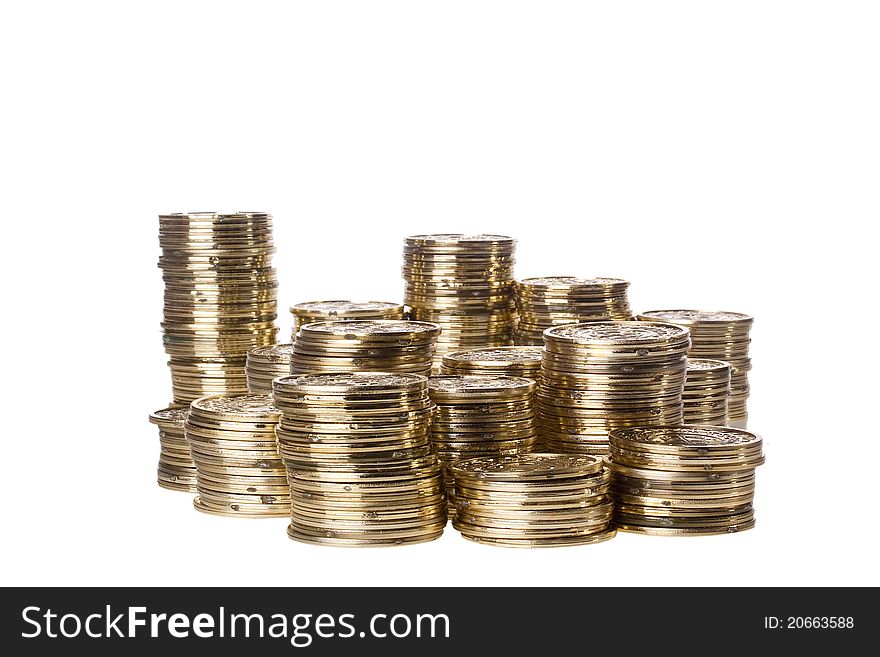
(448, 453, 614, 547)
(639, 310, 753, 427)
(403, 234, 516, 371)
(274, 372, 445, 546)
(183, 394, 288, 518)
(608, 425, 763, 535)
(157, 212, 279, 405)
(537, 321, 690, 453)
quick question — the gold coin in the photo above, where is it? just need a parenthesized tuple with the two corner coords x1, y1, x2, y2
(192, 495, 289, 519)
(274, 371, 428, 396)
(298, 319, 440, 341)
(456, 528, 616, 548)
(452, 453, 603, 482)
(287, 526, 443, 547)
(610, 426, 761, 456)
(428, 375, 535, 401)
(614, 520, 756, 536)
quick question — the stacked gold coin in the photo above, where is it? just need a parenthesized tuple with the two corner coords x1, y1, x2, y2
(513, 277, 633, 345)
(683, 359, 731, 425)
(403, 234, 516, 371)
(148, 407, 198, 492)
(638, 310, 753, 428)
(539, 322, 691, 454)
(289, 320, 440, 377)
(451, 454, 616, 547)
(246, 343, 293, 393)
(273, 372, 446, 546)
(289, 300, 404, 341)
(608, 426, 764, 535)
(158, 212, 278, 405)
(440, 346, 544, 386)
(184, 395, 289, 518)
(428, 375, 539, 512)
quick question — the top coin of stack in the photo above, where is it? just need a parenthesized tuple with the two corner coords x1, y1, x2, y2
(157, 212, 279, 405)
(513, 277, 633, 345)
(450, 453, 617, 548)
(246, 343, 294, 394)
(638, 310, 753, 428)
(683, 359, 731, 426)
(539, 322, 691, 455)
(403, 234, 516, 371)
(289, 320, 440, 377)
(289, 301, 405, 341)
(273, 372, 446, 547)
(440, 346, 544, 385)
(608, 426, 764, 536)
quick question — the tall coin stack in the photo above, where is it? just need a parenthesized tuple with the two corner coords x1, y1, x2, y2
(440, 346, 544, 385)
(289, 301, 405, 341)
(638, 310, 753, 428)
(403, 234, 516, 371)
(513, 277, 633, 345)
(184, 395, 289, 518)
(158, 212, 278, 405)
(289, 320, 439, 376)
(683, 359, 731, 425)
(246, 343, 294, 394)
(539, 322, 691, 455)
(451, 454, 616, 547)
(273, 373, 446, 546)
(428, 375, 539, 513)
(148, 408, 198, 492)
(608, 426, 764, 535)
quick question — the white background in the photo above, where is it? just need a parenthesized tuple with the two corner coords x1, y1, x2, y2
(2, 1, 878, 587)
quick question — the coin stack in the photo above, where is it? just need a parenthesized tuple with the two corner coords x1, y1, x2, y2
(289, 320, 440, 377)
(440, 346, 544, 386)
(683, 359, 731, 425)
(403, 234, 516, 371)
(158, 212, 279, 405)
(513, 277, 633, 345)
(451, 454, 616, 547)
(539, 322, 691, 455)
(246, 343, 294, 394)
(289, 301, 405, 341)
(148, 407, 198, 492)
(184, 395, 289, 518)
(273, 372, 446, 546)
(638, 310, 753, 428)
(428, 375, 539, 513)
(608, 426, 764, 535)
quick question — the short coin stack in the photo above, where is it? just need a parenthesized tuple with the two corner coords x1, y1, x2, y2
(539, 322, 691, 455)
(403, 234, 516, 371)
(451, 453, 616, 547)
(683, 359, 731, 425)
(608, 426, 764, 535)
(638, 310, 753, 428)
(273, 372, 446, 546)
(184, 395, 289, 518)
(289, 320, 439, 377)
(428, 375, 539, 512)
(513, 276, 633, 345)
(289, 301, 405, 341)
(440, 346, 544, 385)
(158, 212, 278, 405)
(148, 407, 198, 492)
(246, 343, 294, 394)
